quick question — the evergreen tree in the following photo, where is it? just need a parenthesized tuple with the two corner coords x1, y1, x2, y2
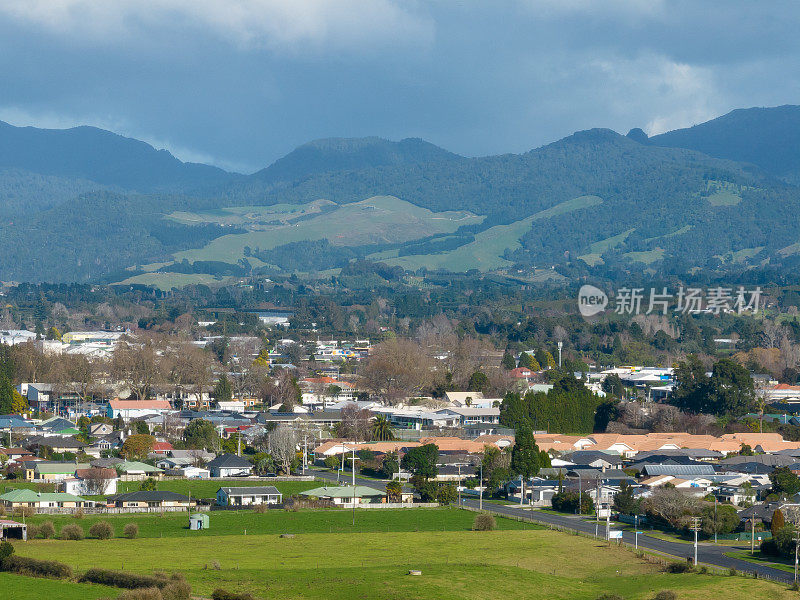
(214, 374, 233, 403)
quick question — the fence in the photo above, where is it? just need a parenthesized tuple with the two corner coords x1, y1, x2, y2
(30, 505, 211, 515)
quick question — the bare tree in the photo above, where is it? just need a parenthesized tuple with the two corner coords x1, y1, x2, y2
(111, 336, 162, 400)
(80, 468, 116, 495)
(269, 426, 298, 474)
(337, 405, 373, 441)
(643, 487, 701, 529)
(361, 338, 433, 404)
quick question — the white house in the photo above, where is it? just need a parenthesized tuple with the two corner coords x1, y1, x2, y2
(207, 454, 253, 477)
(216, 486, 282, 506)
(107, 399, 172, 420)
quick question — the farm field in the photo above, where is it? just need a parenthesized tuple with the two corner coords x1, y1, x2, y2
(172, 196, 483, 265)
(8, 523, 797, 600)
(379, 195, 603, 272)
(22, 507, 529, 539)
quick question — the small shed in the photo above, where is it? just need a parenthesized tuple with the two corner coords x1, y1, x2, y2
(189, 513, 209, 531)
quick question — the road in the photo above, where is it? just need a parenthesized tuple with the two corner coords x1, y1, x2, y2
(311, 469, 794, 583)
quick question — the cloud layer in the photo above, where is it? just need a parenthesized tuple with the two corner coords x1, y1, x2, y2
(0, 1, 796, 171)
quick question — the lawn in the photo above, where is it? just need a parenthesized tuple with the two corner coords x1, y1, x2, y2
(115, 478, 321, 499)
(23, 507, 531, 539)
(10, 525, 798, 600)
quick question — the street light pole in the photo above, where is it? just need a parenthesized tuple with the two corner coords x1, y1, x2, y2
(795, 526, 800, 584)
(689, 516, 701, 567)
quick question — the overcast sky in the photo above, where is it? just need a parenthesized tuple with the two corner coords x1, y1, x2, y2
(0, 1, 797, 172)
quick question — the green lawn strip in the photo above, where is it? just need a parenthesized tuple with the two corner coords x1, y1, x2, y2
(0, 571, 116, 600)
(0, 480, 56, 493)
(14, 529, 796, 600)
(725, 549, 796, 574)
(23, 507, 532, 539)
(116, 478, 321, 498)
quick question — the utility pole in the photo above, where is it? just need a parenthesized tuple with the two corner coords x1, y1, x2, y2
(751, 517, 756, 555)
(634, 514, 639, 550)
(689, 516, 702, 567)
(595, 477, 601, 537)
(713, 496, 717, 544)
(576, 474, 581, 515)
(479, 462, 483, 511)
(557, 341, 563, 368)
(795, 526, 800, 584)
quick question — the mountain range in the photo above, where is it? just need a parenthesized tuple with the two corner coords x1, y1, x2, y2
(2, 105, 800, 285)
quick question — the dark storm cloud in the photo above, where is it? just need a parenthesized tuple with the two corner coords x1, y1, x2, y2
(0, 1, 797, 172)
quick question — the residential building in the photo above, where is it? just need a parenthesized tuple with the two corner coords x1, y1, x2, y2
(216, 486, 282, 506)
(207, 453, 253, 477)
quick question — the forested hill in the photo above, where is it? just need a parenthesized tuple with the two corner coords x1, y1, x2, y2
(643, 105, 800, 184)
(4, 114, 800, 283)
(252, 137, 463, 184)
(0, 120, 235, 192)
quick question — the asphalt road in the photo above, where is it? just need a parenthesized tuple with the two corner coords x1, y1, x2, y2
(311, 469, 794, 583)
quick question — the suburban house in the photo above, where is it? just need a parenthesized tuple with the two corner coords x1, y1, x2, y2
(107, 399, 172, 420)
(115, 461, 164, 481)
(106, 491, 194, 509)
(62, 468, 119, 495)
(26, 462, 90, 482)
(151, 442, 174, 455)
(207, 454, 253, 477)
(300, 485, 386, 506)
(216, 486, 283, 507)
(0, 489, 91, 509)
(89, 422, 113, 437)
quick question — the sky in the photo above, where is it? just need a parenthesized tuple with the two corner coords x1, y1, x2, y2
(0, 1, 798, 173)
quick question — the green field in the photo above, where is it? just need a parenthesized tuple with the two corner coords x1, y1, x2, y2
(115, 271, 236, 291)
(167, 199, 336, 227)
(172, 196, 483, 265)
(9, 519, 797, 600)
(625, 248, 665, 264)
(115, 478, 320, 499)
(24, 507, 526, 539)
(378, 195, 603, 273)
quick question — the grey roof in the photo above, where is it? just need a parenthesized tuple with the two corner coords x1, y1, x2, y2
(721, 454, 796, 467)
(207, 453, 252, 468)
(218, 486, 281, 496)
(634, 448, 723, 460)
(640, 464, 716, 477)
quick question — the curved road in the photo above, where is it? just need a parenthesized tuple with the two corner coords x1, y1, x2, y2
(312, 469, 793, 583)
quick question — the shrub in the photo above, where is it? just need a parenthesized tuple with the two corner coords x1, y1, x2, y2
(665, 562, 692, 573)
(253, 503, 268, 514)
(652, 592, 677, 600)
(161, 579, 192, 600)
(79, 568, 165, 589)
(473, 513, 496, 531)
(1, 555, 72, 579)
(210, 560, 221, 570)
(73, 508, 85, 519)
(25, 524, 39, 539)
(39, 521, 55, 539)
(211, 589, 256, 600)
(13, 507, 34, 518)
(697, 565, 708, 574)
(728, 567, 737, 576)
(117, 588, 163, 600)
(61, 524, 84, 540)
(0, 541, 14, 561)
(89, 521, 113, 540)
(595, 595, 624, 600)
(760, 537, 779, 556)
(124, 522, 139, 539)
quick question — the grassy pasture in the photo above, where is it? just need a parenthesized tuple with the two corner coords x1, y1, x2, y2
(8, 525, 797, 600)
